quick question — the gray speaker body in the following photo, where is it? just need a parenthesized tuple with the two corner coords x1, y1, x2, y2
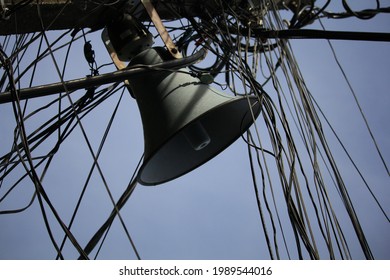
(127, 48, 260, 185)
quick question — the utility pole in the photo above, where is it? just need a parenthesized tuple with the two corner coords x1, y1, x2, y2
(0, 0, 213, 35)
(0, 0, 299, 35)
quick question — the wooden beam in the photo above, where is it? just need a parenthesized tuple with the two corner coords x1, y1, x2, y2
(0, 0, 122, 35)
(0, 0, 220, 35)
(0, 0, 307, 35)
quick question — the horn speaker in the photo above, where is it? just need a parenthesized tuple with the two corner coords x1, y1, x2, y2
(127, 48, 261, 185)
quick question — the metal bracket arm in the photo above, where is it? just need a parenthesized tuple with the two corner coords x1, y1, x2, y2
(141, 0, 182, 59)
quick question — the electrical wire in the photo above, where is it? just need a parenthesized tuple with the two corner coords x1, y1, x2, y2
(1, 0, 388, 260)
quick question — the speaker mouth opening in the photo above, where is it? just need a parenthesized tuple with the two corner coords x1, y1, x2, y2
(136, 96, 261, 186)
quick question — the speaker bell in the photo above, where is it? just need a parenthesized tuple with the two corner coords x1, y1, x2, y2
(127, 48, 261, 185)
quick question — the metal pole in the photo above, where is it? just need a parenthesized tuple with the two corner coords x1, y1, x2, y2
(0, 48, 206, 104)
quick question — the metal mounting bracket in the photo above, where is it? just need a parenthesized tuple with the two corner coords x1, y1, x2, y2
(141, 0, 182, 59)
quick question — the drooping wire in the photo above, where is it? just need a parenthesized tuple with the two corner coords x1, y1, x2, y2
(55, 87, 140, 259)
(93, 155, 143, 260)
(1, 0, 388, 260)
(215, 0, 380, 260)
(79, 156, 143, 260)
(318, 20, 389, 177)
(1, 43, 87, 260)
(0, 0, 138, 260)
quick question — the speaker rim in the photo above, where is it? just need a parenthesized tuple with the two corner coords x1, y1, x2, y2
(137, 95, 260, 186)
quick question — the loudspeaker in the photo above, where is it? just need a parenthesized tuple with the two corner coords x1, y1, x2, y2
(127, 48, 261, 185)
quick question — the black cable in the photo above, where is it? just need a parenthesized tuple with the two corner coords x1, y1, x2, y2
(342, 0, 380, 20)
(262, 98, 320, 260)
(78, 156, 143, 260)
(308, 82, 390, 223)
(321, 7, 390, 19)
(55, 88, 125, 259)
(246, 133, 276, 260)
(11, 29, 73, 85)
(296, 0, 331, 28)
(253, 29, 390, 42)
(0, 46, 206, 103)
(290, 0, 317, 28)
(2, 0, 139, 259)
(0, 85, 121, 213)
(1, 45, 68, 260)
(0, 24, 117, 260)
